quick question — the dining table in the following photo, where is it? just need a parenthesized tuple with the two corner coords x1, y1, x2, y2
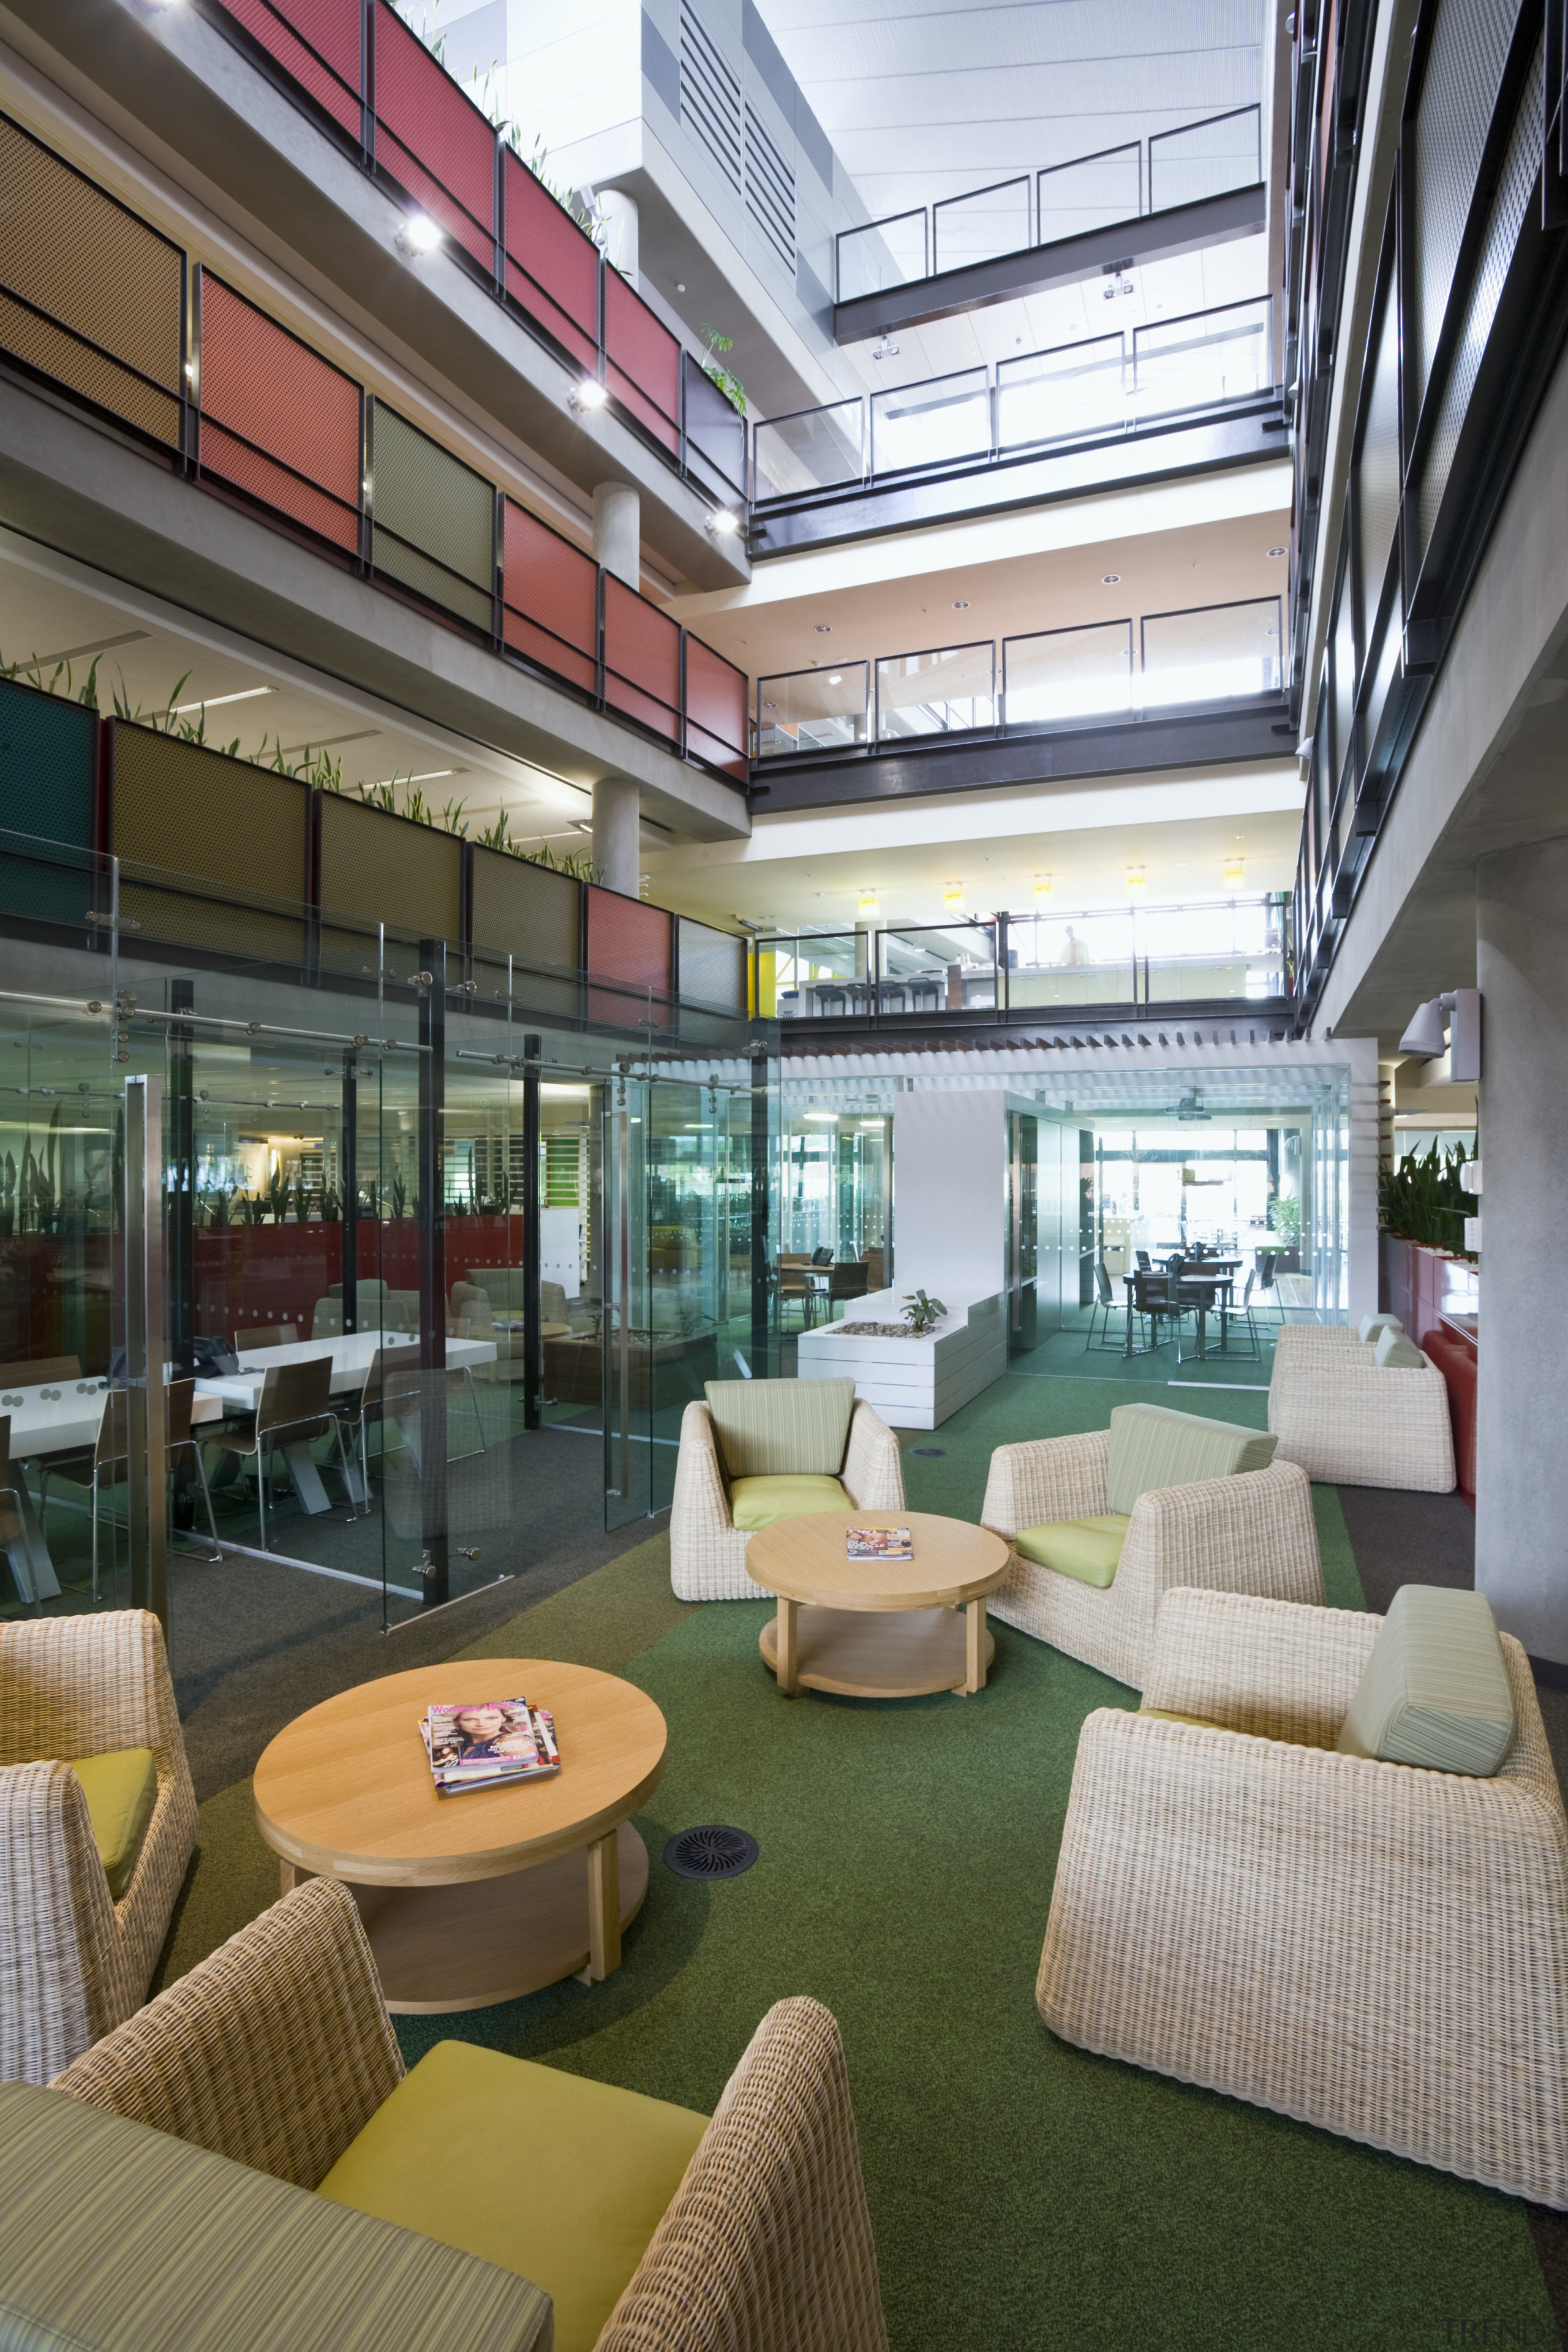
(1120, 1259, 1242, 1360)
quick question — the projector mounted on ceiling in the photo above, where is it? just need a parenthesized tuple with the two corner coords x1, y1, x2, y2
(1174, 1090, 1211, 1122)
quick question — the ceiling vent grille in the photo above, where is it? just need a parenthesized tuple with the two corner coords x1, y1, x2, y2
(744, 102, 796, 270)
(680, 7, 741, 193)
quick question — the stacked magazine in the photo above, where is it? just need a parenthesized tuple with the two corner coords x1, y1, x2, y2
(420, 1698, 560, 1797)
(845, 1526, 913, 1561)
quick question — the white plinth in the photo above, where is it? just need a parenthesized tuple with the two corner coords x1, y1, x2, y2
(795, 1289, 1007, 1429)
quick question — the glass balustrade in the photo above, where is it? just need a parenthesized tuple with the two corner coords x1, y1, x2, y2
(1141, 598, 1284, 706)
(1006, 910, 1139, 1007)
(752, 399, 865, 502)
(764, 935, 865, 1020)
(877, 924, 998, 1012)
(1131, 298, 1273, 421)
(870, 369, 991, 476)
(835, 208, 929, 301)
(1002, 619, 1134, 725)
(876, 643, 996, 740)
(754, 665, 870, 759)
(932, 176, 1031, 273)
(995, 333, 1129, 451)
(1036, 143, 1143, 242)
(1147, 106, 1263, 212)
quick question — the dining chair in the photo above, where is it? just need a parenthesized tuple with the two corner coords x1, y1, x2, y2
(207, 1357, 355, 1549)
(0, 1415, 35, 1606)
(1083, 1257, 1126, 1353)
(1134, 1250, 1152, 1272)
(234, 1325, 300, 1352)
(1213, 1269, 1264, 1360)
(1, 1354, 83, 1386)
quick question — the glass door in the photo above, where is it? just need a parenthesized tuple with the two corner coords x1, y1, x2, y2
(1005, 1107, 1038, 1355)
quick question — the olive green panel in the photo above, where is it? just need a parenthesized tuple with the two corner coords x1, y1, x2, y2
(369, 402, 494, 630)
(677, 917, 747, 1012)
(111, 722, 306, 962)
(318, 795, 462, 974)
(469, 845, 581, 1023)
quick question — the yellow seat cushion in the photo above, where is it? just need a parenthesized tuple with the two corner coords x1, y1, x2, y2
(67, 1748, 157, 1901)
(1138, 1708, 1228, 1730)
(1013, 1513, 1130, 1588)
(730, 1472, 849, 1531)
(318, 2038, 708, 2352)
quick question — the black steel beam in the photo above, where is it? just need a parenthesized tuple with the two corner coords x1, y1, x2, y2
(748, 699, 1294, 814)
(750, 401, 1289, 558)
(834, 184, 1267, 344)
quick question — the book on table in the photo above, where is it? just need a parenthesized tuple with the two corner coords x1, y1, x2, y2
(845, 1526, 913, 1561)
(420, 1699, 561, 1795)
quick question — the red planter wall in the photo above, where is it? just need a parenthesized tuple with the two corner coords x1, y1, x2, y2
(192, 1216, 524, 1342)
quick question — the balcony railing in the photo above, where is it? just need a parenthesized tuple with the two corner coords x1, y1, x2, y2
(0, 111, 748, 788)
(206, 0, 747, 506)
(754, 598, 1285, 761)
(752, 297, 1276, 507)
(755, 898, 1292, 1021)
(835, 108, 1263, 298)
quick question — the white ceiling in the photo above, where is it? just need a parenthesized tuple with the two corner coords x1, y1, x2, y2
(753, 0, 1266, 223)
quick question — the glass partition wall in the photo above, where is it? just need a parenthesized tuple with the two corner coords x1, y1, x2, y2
(0, 861, 772, 1668)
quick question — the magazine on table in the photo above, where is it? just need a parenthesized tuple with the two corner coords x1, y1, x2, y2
(845, 1526, 913, 1561)
(420, 1700, 561, 1794)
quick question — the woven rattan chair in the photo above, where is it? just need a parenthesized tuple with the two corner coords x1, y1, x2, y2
(671, 1384, 905, 1602)
(1039, 1585, 1568, 2207)
(0, 1610, 196, 2085)
(52, 1877, 891, 2351)
(981, 1425, 1323, 1691)
(1268, 1324, 1456, 1489)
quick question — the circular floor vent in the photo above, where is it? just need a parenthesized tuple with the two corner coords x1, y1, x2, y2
(663, 1825, 759, 1882)
(910, 1446, 946, 1458)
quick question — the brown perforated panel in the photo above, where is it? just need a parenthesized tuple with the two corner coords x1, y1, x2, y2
(501, 499, 598, 694)
(0, 113, 182, 445)
(197, 273, 361, 551)
(318, 794, 462, 949)
(370, 402, 494, 630)
(110, 722, 306, 962)
(603, 575, 679, 744)
(470, 845, 581, 1023)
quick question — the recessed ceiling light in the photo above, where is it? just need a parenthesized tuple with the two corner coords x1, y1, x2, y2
(1102, 573, 1120, 585)
(1268, 546, 1287, 557)
(676, 282, 686, 292)
(952, 600, 969, 609)
(815, 624, 832, 634)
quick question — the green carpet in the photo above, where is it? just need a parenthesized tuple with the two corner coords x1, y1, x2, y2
(160, 1371, 1551, 2350)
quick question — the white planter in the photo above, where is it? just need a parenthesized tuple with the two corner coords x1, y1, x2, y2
(795, 1287, 1007, 1429)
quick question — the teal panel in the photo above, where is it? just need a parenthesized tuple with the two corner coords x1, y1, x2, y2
(0, 674, 99, 925)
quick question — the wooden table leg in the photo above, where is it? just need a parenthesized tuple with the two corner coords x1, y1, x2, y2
(777, 1596, 799, 1695)
(279, 1859, 296, 1898)
(963, 1597, 987, 1695)
(584, 1828, 622, 1982)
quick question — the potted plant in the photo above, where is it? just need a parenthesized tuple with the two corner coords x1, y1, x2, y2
(900, 1288, 947, 1335)
(1265, 1195, 1302, 1273)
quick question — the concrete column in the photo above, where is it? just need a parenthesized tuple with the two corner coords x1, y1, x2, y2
(592, 775, 639, 899)
(597, 189, 639, 290)
(592, 481, 639, 592)
(1474, 836, 1568, 1663)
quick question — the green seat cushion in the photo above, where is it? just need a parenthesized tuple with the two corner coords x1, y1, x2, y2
(1104, 1401, 1278, 1513)
(704, 1376, 855, 1478)
(0, 2079, 551, 2352)
(319, 2038, 707, 2352)
(1139, 1708, 1227, 1730)
(67, 1747, 157, 1900)
(1338, 1585, 1516, 1775)
(1359, 1312, 1404, 1341)
(1014, 1513, 1130, 1588)
(1374, 1323, 1429, 1368)
(731, 1473, 850, 1530)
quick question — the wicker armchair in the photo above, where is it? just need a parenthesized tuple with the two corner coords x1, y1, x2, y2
(1, 1611, 196, 2085)
(1038, 1586, 1568, 2207)
(671, 1393, 905, 1602)
(53, 1877, 891, 2352)
(1269, 1326, 1456, 1489)
(981, 1427, 1323, 1691)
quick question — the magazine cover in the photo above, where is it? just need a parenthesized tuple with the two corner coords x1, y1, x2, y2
(420, 1700, 562, 1791)
(845, 1526, 914, 1560)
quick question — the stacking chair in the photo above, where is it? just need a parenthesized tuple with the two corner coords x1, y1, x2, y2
(1134, 1250, 1152, 1272)
(826, 1262, 870, 1316)
(0, 1414, 36, 1606)
(234, 1325, 300, 1352)
(45, 1381, 222, 1596)
(1128, 1268, 1184, 1355)
(774, 1259, 812, 1331)
(1082, 1257, 1127, 1353)
(1212, 1269, 1264, 1360)
(208, 1357, 355, 1548)
(2, 1354, 83, 1385)
(1253, 1250, 1284, 1324)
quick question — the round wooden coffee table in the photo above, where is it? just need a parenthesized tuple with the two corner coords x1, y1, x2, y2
(253, 1659, 666, 2013)
(748, 1512, 1011, 1700)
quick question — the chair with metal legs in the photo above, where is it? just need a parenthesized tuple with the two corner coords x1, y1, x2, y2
(42, 1381, 222, 1596)
(206, 1357, 355, 1550)
(1213, 1269, 1264, 1361)
(335, 1344, 420, 1512)
(0, 1415, 36, 1606)
(1084, 1257, 1128, 1352)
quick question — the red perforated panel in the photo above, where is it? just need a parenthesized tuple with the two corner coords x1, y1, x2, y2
(502, 500, 598, 695)
(502, 149, 599, 374)
(586, 885, 671, 1031)
(603, 576, 679, 745)
(374, 2, 496, 270)
(197, 273, 361, 552)
(683, 633, 748, 782)
(603, 270, 679, 456)
(217, 0, 362, 137)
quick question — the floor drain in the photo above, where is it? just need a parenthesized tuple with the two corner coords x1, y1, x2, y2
(910, 1446, 946, 1457)
(663, 1825, 759, 1882)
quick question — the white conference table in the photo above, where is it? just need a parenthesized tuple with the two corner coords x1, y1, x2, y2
(0, 1333, 497, 1605)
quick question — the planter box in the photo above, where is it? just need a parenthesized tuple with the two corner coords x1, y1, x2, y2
(795, 1288, 1006, 1430)
(1380, 1234, 1478, 1338)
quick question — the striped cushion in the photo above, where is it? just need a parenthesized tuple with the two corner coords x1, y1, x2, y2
(704, 1378, 856, 1479)
(0, 2082, 552, 2352)
(1338, 1585, 1515, 1775)
(1374, 1324, 1428, 1369)
(1104, 1403, 1278, 1515)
